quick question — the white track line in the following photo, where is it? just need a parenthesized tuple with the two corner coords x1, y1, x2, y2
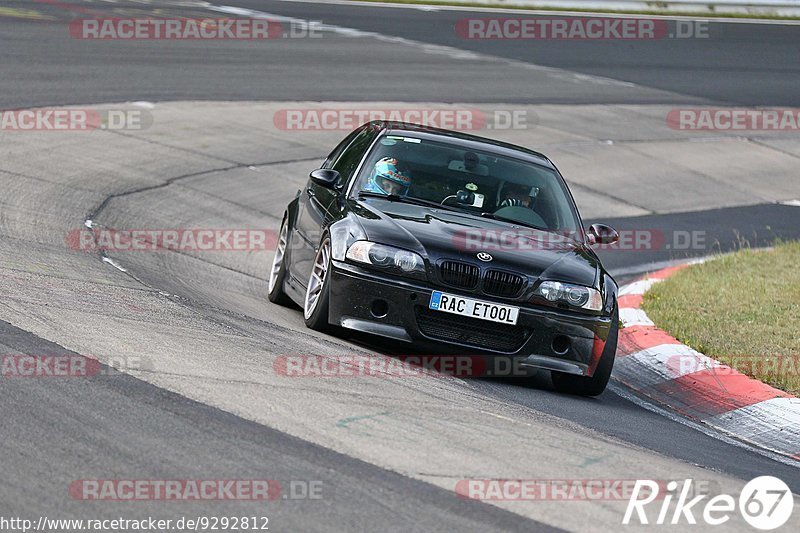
(207, 3, 641, 87)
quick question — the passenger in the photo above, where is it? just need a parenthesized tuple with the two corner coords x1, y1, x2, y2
(499, 183, 539, 209)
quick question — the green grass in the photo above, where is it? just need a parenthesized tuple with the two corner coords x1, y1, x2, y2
(349, 0, 800, 20)
(642, 242, 800, 394)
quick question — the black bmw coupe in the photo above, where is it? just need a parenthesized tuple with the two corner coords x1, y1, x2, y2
(269, 121, 621, 395)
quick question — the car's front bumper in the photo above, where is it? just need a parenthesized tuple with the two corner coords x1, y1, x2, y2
(328, 261, 613, 377)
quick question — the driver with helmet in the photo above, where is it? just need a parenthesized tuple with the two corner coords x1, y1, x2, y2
(363, 157, 412, 196)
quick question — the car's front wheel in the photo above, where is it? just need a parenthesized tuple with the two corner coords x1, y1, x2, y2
(303, 236, 333, 331)
(267, 215, 292, 306)
(551, 307, 618, 397)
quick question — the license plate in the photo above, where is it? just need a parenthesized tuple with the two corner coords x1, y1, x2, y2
(429, 291, 519, 325)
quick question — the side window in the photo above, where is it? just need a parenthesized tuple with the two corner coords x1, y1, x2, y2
(322, 128, 363, 169)
(331, 128, 378, 183)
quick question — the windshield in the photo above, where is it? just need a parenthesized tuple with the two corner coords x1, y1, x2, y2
(352, 134, 582, 235)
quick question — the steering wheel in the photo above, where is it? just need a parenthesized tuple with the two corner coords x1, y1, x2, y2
(493, 206, 547, 229)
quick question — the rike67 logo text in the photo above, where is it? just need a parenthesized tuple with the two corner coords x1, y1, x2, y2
(624, 477, 793, 530)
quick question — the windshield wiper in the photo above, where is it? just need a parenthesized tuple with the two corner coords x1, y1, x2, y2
(357, 191, 460, 211)
(478, 212, 546, 231)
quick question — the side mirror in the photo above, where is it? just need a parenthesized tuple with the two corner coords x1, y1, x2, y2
(309, 168, 342, 190)
(586, 223, 619, 245)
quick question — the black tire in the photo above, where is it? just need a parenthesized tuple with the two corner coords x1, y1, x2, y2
(303, 236, 333, 332)
(267, 215, 293, 306)
(551, 307, 619, 397)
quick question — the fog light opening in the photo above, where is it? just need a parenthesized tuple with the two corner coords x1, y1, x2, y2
(552, 335, 571, 355)
(371, 299, 389, 318)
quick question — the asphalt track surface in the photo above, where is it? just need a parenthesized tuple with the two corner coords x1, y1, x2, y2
(1, 0, 800, 108)
(1, 1, 800, 531)
(1, 319, 548, 532)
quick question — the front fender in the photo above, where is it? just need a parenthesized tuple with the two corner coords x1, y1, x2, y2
(285, 192, 300, 228)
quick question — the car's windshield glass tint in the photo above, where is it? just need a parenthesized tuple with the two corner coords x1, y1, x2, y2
(352, 135, 581, 234)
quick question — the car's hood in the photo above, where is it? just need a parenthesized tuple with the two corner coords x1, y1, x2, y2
(352, 199, 599, 287)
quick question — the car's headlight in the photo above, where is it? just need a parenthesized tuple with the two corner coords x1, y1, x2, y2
(533, 281, 603, 311)
(345, 241, 426, 278)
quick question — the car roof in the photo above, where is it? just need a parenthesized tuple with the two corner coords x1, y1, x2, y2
(368, 121, 555, 170)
